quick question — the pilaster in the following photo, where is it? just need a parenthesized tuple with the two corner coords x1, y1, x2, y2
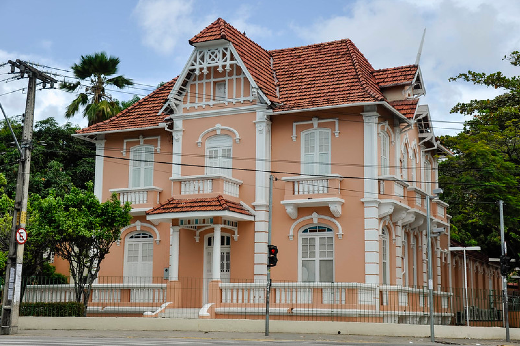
(171, 120, 183, 179)
(169, 226, 180, 281)
(94, 139, 106, 200)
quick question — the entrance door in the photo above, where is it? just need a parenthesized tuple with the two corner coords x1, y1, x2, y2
(203, 234, 231, 304)
(123, 232, 154, 283)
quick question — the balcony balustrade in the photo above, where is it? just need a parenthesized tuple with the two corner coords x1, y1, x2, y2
(171, 175, 242, 199)
(109, 186, 162, 214)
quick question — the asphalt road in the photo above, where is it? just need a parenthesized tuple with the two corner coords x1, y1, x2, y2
(0, 330, 516, 346)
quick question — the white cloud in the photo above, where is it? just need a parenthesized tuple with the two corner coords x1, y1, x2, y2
(133, 0, 200, 55)
(0, 50, 85, 129)
(290, 0, 520, 135)
(228, 4, 273, 39)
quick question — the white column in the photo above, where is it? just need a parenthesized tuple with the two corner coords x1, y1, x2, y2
(212, 225, 221, 281)
(171, 119, 183, 179)
(395, 224, 403, 286)
(94, 139, 105, 200)
(253, 110, 271, 282)
(169, 226, 180, 281)
(436, 237, 442, 290)
(362, 106, 380, 284)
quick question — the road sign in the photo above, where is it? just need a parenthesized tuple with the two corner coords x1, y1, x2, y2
(15, 228, 26, 245)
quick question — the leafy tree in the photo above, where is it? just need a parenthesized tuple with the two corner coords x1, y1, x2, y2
(60, 52, 133, 126)
(29, 184, 131, 314)
(117, 95, 140, 110)
(0, 117, 95, 198)
(0, 173, 13, 274)
(440, 51, 520, 257)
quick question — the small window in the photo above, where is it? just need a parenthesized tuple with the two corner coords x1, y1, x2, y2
(215, 82, 226, 100)
(381, 227, 389, 285)
(206, 135, 233, 177)
(130, 145, 154, 188)
(380, 132, 389, 175)
(300, 226, 334, 282)
(301, 129, 331, 175)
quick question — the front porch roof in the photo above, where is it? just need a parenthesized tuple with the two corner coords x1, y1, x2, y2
(146, 195, 254, 223)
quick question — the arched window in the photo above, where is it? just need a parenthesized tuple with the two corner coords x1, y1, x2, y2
(130, 145, 154, 188)
(411, 150, 417, 186)
(381, 227, 390, 284)
(380, 131, 389, 175)
(299, 225, 334, 282)
(423, 158, 432, 194)
(401, 147, 408, 181)
(403, 232, 409, 287)
(301, 128, 331, 175)
(206, 135, 233, 177)
(124, 231, 154, 283)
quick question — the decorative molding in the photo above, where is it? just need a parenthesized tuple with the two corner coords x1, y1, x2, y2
(378, 203, 394, 218)
(378, 121, 395, 144)
(288, 212, 343, 240)
(122, 135, 161, 156)
(118, 220, 160, 245)
(292, 117, 339, 141)
(196, 124, 241, 147)
(285, 204, 298, 219)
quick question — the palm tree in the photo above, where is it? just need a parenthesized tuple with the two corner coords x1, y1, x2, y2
(60, 52, 133, 126)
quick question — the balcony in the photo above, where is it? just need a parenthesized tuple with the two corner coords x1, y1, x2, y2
(280, 175, 344, 219)
(378, 175, 409, 201)
(109, 186, 162, 215)
(170, 175, 242, 199)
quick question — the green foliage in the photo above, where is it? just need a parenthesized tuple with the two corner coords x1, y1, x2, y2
(29, 184, 131, 313)
(20, 302, 84, 317)
(441, 50, 520, 257)
(117, 95, 140, 110)
(60, 52, 133, 125)
(0, 117, 95, 198)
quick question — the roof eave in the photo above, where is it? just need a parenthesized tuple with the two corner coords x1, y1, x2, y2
(146, 210, 254, 223)
(73, 123, 166, 139)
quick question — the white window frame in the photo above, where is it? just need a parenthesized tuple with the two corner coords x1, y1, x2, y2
(298, 225, 334, 283)
(401, 147, 408, 181)
(411, 150, 417, 187)
(129, 145, 154, 188)
(380, 131, 390, 175)
(381, 227, 390, 285)
(412, 233, 418, 287)
(205, 135, 233, 177)
(403, 232, 409, 287)
(215, 81, 227, 101)
(301, 128, 331, 176)
(423, 158, 432, 195)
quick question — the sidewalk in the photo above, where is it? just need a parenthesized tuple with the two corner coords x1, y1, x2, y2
(16, 329, 520, 345)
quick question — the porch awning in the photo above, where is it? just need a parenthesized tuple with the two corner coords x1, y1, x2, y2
(146, 195, 254, 223)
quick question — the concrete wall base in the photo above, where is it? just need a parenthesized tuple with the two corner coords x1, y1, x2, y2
(19, 317, 519, 341)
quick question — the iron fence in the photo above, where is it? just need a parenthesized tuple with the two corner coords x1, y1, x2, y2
(3, 276, 516, 327)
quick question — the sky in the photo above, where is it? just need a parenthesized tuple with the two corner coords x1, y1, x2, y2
(1, 0, 519, 136)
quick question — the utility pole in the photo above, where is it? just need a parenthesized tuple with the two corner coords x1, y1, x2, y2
(265, 174, 273, 336)
(498, 200, 510, 342)
(1, 60, 56, 335)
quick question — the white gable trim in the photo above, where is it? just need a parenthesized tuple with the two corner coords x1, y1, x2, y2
(118, 220, 160, 245)
(288, 212, 343, 240)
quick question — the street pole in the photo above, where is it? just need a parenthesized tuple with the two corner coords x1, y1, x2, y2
(0, 60, 56, 335)
(265, 174, 273, 336)
(498, 200, 510, 342)
(426, 194, 434, 342)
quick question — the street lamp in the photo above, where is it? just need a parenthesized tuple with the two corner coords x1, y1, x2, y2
(426, 187, 443, 342)
(449, 246, 481, 326)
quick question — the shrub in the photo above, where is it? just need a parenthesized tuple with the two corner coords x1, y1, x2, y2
(20, 302, 84, 317)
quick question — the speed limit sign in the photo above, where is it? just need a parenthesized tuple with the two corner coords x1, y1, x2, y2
(16, 228, 27, 245)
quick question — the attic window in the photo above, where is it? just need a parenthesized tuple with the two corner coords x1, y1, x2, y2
(215, 82, 227, 101)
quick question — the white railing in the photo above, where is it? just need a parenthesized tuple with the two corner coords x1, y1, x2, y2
(282, 175, 342, 196)
(23, 283, 167, 304)
(172, 175, 242, 198)
(181, 179, 213, 195)
(109, 187, 162, 205)
(221, 282, 265, 304)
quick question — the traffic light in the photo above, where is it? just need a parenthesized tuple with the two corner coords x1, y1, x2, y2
(268, 245, 278, 267)
(500, 255, 511, 276)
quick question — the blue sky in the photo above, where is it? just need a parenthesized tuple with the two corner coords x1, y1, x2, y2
(1, 0, 519, 135)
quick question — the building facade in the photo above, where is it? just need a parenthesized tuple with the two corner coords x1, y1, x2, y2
(69, 18, 499, 322)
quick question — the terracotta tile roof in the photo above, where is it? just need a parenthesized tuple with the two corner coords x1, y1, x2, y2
(270, 39, 385, 111)
(146, 195, 252, 216)
(389, 99, 419, 119)
(190, 18, 278, 102)
(76, 78, 177, 134)
(373, 65, 418, 87)
(78, 19, 421, 134)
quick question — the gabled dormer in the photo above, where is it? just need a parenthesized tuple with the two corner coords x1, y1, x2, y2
(373, 64, 425, 101)
(160, 18, 276, 118)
